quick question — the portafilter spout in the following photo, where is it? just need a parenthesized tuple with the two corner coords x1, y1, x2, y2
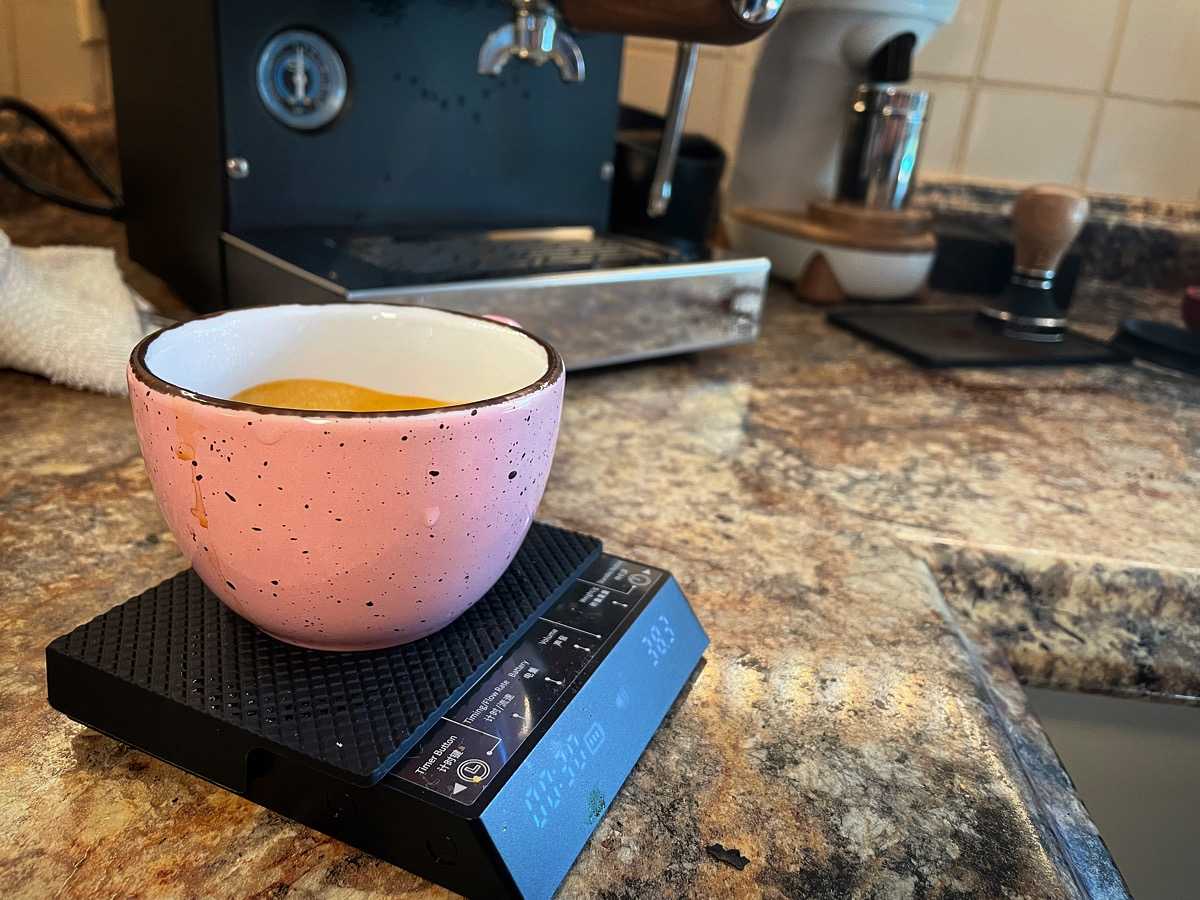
(477, 0, 585, 83)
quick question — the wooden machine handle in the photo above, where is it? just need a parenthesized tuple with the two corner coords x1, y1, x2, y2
(1011, 184, 1089, 275)
(558, 0, 778, 45)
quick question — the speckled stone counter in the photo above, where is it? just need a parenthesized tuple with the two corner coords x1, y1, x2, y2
(6, 211, 1198, 897)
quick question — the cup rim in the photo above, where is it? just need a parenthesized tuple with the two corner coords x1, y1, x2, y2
(129, 303, 564, 418)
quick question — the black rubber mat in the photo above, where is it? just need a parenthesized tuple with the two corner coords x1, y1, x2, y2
(829, 307, 1130, 368)
(46, 523, 601, 786)
(1112, 319, 1200, 376)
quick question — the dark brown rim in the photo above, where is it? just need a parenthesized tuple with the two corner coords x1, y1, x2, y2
(130, 303, 564, 418)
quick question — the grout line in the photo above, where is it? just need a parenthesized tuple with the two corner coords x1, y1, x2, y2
(912, 72, 976, 85)
(923, 75, 1097, 95)
(88, 44, 106, 109)
(972, 0, 1003, 80)
(1076, 0, 1131, 189)
(952, 0, 1002, 173)
(1074, 97, 1105, 189)
(1103, 89, 1200, 111)
(1102, 0, 1133, 94)
(1, 0, 19, 95)
(973, 78, 1110, 99)
(936, 81, 970, 174)
(951, 88, 977, 174)
(917, 73, 1200, 112)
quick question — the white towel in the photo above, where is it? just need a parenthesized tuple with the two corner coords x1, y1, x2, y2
(0, 229, 161, 395)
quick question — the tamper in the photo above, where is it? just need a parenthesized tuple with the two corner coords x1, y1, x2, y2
(979, 184, 1089, 342)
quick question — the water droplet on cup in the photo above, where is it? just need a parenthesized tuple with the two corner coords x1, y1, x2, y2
(251, 419, 289, 445)
(424, 507, 441, 528)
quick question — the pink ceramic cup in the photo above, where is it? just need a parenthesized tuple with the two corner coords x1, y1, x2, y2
(128, 304, 564, 651)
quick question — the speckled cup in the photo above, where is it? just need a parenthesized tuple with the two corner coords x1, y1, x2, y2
(128, 304, 564, 651)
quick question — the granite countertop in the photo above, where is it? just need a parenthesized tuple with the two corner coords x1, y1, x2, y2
(4, 210, 1198, 898)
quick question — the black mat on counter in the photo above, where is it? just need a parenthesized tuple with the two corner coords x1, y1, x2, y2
(1112, 319, 1200, 376)
(828, 308, 1130, 368)
(46, 522, 601, 786)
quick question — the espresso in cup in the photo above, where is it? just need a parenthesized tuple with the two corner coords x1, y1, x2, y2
(128, 304, 564, 651)
(232, 379, 448, 412)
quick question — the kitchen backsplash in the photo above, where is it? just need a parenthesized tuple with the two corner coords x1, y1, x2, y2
(622, 0, 1200, 204)
(4, 0, 1200, 205)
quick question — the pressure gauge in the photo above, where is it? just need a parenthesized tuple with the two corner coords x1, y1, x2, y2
(256, 29, 348, 131)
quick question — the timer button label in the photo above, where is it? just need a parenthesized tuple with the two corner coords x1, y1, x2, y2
(458, 759, 491, 783)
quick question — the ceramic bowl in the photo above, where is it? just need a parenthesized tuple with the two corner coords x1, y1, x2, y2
(128, 304, 564, 651)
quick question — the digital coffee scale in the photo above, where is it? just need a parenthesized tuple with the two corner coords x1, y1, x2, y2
(46, 524, 708, 899)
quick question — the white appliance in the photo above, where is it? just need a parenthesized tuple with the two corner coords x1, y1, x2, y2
(726, 0, 959, 298)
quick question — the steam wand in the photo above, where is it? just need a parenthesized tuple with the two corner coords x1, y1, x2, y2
(647, 42, 699, 218)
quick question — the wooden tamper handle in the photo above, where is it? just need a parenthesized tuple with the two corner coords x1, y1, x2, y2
(1011, 184, 1089, 278)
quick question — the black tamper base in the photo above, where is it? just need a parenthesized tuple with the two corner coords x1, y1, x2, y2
(829, 307, 1130, 368)
(46, 522, 601, 787)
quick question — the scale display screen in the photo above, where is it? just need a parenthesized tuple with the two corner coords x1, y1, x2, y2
(385, 551, 706, 898)
(390, 555, 669, 808)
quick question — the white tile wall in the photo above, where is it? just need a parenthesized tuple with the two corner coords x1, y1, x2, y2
(910, 77, 970, 173)
(1088, 99, 1200, 200)
(5, 0, 1200, 204)
(1110, 0, 1200, 105)
(962, 87, 1097, 183)
(981, 0, 1121, 91)
(619, 0, 1200, 204)
(915, 0, 991, 79)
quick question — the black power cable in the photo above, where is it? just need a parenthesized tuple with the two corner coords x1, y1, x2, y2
(0, 96, 124, 218)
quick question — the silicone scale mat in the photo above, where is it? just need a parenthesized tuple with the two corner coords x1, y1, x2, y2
(46, 523, 601, 785)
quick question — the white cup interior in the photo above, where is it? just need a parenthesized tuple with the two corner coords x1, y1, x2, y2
(142, 304, 551, 405)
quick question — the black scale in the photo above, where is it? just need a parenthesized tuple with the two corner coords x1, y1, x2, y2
(46, 524, 709, 899)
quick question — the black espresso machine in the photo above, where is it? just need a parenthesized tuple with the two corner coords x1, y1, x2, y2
(103, 0, 781, 369)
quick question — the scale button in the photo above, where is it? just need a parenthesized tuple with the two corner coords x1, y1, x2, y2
(458, 758, 491, 783)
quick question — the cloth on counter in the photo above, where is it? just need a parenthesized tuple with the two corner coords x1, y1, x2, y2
(0, 229, 162, 395)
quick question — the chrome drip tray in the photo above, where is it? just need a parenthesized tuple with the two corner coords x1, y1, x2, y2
(343, 228, 684, 285)
(221, 226, 769, 370)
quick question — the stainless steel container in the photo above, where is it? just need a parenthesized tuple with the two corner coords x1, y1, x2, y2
(835, 84, 930, 210)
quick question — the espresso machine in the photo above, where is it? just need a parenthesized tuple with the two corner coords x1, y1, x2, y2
(103, 0, 783, 370)
(725, 0, 957, 301)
